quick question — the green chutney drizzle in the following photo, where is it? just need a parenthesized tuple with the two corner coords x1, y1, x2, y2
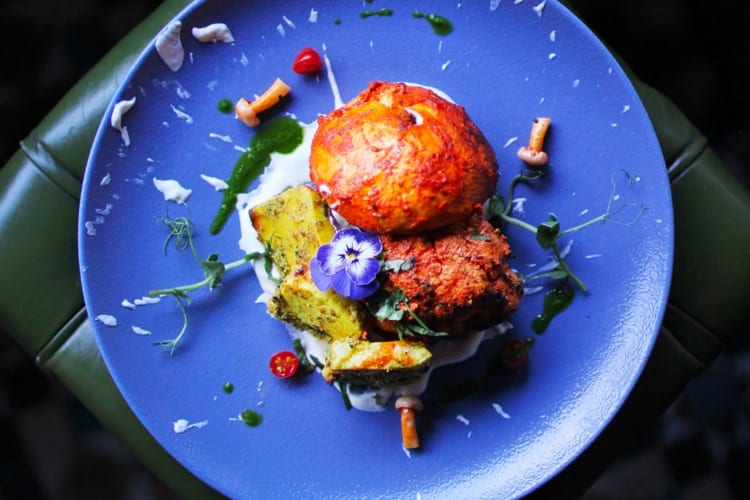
(222, 382, 234, 394)
(412, 11, 453, 36)
(217, 98, 233, 114)
(531, 285, 575, 334)
(360, 9, 394, 19)
(209, 116, 303, 235)
(240, 409, 263, 427)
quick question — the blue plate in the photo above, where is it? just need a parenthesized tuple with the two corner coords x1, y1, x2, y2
(79, 1, 673, 498)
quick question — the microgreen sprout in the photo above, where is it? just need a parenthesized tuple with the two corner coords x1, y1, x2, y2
(489, 168, 647, 293)
(149, 205, 264, 355)
(367, 288, 448, 339)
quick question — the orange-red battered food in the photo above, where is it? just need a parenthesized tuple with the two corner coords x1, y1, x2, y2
(377, 214, 524, 335)
(309, 82, 499, 235)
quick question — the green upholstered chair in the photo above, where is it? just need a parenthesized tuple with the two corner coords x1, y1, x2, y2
(1, 1, 748, 497)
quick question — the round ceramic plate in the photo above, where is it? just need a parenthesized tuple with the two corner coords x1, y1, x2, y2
(79, 1, 673, 498)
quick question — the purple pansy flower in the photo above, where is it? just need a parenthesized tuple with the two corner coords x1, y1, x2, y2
(310, 227, 383, 300)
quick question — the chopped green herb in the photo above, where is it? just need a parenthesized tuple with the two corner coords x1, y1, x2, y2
(223, 382, 235, 394)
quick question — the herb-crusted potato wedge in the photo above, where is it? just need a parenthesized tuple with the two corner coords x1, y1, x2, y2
(323, 338, 432, 387)
(269, 275, 370, 342)
(250, 184, 335, 278)
(251, 185, 372, 342)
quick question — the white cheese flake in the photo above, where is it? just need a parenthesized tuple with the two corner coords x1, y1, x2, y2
(493, 403, 511, 419)
(172, 419, 208, 434)
(110, 97, 136, 147)
(95, 314, 118, 327)
(155, 20, 184, 72)
(152, 177, 192, 204)
(170, 104, 194, 124)
(208, 132, 233, 143)
(134, 296, 162, 306)
(309, 9, 319, 23)
(200, 173, 229, 191)
(121, 299, 136, 310)
(283, 15, 296, 29)
(131, 326, 152, 336)
(100, 173, 112, 186)
(503, 136, 519, 148)
(191, 23, 234, 44)
(533, 0, 547, 17)
(490, 0, 501, 11)
(456, 414, 470, 426)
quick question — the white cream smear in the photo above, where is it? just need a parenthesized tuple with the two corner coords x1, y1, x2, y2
(234, 77, 510, 411)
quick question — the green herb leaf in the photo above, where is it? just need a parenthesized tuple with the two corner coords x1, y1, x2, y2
(536, 214, 560, 249)
(201, 254, 226, 289)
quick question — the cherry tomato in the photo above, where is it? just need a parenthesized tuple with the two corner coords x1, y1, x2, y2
(292, 47, 323, 75)
(498, 338, 534, 369)
(269, 351, 300, 378)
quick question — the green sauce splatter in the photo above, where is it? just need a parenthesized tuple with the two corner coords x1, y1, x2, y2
(334, 18, 342, 25)
(210, 116, 303, 235)
(412, 11, 453, 35)
(222, 382, 234, 394)
(217, 98, 233, 114)
(240, 409, 263, 427)
(360, 9, 394, 19)
(531, 285, 575, 334)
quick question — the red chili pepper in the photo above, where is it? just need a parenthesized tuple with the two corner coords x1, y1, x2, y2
(269, 351, 300, 378)
(292, 47, 323, 75)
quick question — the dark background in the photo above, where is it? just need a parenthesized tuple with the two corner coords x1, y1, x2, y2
(1, 0, 748, 499)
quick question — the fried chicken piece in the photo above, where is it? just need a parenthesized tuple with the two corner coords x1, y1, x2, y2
(309, 81, 499, 235)
(377, 214, 523, 335)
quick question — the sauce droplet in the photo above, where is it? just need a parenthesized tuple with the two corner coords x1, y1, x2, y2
(412, 11, 453, 36)
(222, 382, 234, 394)
(210, 116, 304, 235)
(217, 98, 233, 114)
(531, 285, 574, 334)
(360, 9, 394, 19)
(240, 409, 263, 427)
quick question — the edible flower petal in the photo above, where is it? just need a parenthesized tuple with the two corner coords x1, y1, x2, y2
(311, 228, 383, 299)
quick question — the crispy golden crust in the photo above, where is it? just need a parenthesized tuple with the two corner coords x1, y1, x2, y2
(309, 82, 499, 235)
(378, 215, 524, 335)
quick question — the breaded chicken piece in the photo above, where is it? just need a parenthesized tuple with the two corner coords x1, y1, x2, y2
(309, 82, 499, 235)
(377, 214, 523, 335)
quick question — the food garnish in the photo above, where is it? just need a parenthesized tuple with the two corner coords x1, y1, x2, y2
(489, 168, 646, 294)
(210, 116, 303, 235)
(412, 11, 454, 36)
(517, 117, 551, 167)
(310, 228, 383, 300)
(292, 47, 323, 75)
(395, 395, 423, 449)
(235, 77, 291, 127)
(269, 351, 300, 378)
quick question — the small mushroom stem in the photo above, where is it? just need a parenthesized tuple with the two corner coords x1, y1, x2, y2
(395, 395, 423, 449)
(235, 77, 291, 127)
(517, 117, 551, 167)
